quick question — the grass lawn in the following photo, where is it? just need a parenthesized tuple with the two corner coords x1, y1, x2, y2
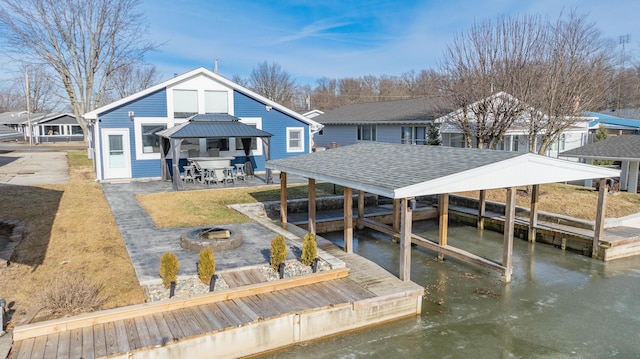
(0, 150, 145, 326)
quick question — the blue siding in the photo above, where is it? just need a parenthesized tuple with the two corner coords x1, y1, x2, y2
(233, 90, 310, 170)
(315, 124, 402, 148)
(98, 89, 167, 179)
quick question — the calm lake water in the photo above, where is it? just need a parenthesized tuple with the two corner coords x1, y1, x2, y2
(259, 220, 640, 359)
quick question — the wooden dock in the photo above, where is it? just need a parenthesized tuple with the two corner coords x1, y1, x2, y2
(10, 236, 424, 358)
(448, 205, 640, 261)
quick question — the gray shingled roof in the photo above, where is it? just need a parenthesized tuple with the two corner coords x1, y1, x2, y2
(156, 114, 273, 139)
(314, 97, 448, 125)
(561, 135, 640, 160)
(267, 142, 619, 198)
(0, 124, 22, 141)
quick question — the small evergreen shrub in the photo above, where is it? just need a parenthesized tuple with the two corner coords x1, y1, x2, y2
(198, 247, 216, 284)
(270, 235, 287, 272)
(159, 252, 180, 289)
(301, 232, 318, 266)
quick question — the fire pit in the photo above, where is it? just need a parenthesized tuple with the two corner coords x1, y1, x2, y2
(180, 227, 243, 252)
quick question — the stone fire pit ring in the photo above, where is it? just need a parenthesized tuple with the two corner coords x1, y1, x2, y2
(180, 227, 243, 252)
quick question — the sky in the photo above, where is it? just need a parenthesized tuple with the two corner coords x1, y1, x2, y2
(138, 0, 640, 87)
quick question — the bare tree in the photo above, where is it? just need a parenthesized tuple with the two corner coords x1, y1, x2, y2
(0, 0, 157, 140)
(15, 65, 61, 113)
(310, 77, 339, 110)
(439, 12, 612, 153)
(248, 61, 297, 108)
(103, 63, 160, 104)
(525, 12, 611, 154)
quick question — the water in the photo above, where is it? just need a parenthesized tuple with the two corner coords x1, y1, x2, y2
(258, 220, 640, 358)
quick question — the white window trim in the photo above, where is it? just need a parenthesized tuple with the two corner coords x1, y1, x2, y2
(286, 127, 305, 152)
(134, 117, 171, 160)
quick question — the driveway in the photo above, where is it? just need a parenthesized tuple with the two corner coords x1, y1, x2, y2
(0, 143, 79, 185)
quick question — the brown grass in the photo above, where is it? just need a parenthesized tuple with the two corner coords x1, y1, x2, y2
(455, 183, 640, 220)
(0, 150, 144, 326)
(137, 182, 343, 228)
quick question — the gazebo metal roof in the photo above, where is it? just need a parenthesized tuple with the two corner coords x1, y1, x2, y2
(267, 142, 620, 199)
(156, 114, 273, 139)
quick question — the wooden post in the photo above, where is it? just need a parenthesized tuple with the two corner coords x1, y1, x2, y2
(392, 199, 400, 242)
(400, 197, 413, 281)
(344, 187, 353, 253)
(438, 193, 449, 261)
(477, 190, 486, 230)
(528, 184, 539, 242)
(357, 190, 365, 230)
(502, 187, 516, 283)
(593, 178, 608, 258)
(279, 172, 287, 228)
(308, 178, 316, 235)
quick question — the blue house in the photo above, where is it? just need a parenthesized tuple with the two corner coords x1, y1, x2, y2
(84, 67, 323, 181)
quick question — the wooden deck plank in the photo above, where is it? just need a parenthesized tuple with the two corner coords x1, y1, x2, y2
(267, 290, 306, 312)
(68, 328, 83, 359)
(103, 321, 119, 356)
(14, 337, 33, 359)
(190, 306, 218, 333)
(223, 299, 255, 323)
(230, 298, 260, 321)
(217, 301, 243, 326)
(209, 302, 239, 328)
(222, 271, 243, 288)
(134, 315, 153, 348)
(173, 308, 204, 338)
(160, 312, 186, 340)
(56, 329, 71, 359)
(81, 326, 95, 359)
(245, 268, 268, 284)
(196, 303, 227, 330)
(244, 294, 281, 318)
(283, 286, 326, 309)
(150, 313, 175, 344)
(113, 320, 131, 354)
(257, 292, 293, 314)
(29, 335, 47, 359)
(92, 324, 107, 358)
(42, 333, 59, 359)
(124, 317, 142, 350)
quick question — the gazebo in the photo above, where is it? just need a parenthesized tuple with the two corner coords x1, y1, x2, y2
(267, 142, 620, 283)
(561, 135, 640, 194)
(157, 114, 273, 190)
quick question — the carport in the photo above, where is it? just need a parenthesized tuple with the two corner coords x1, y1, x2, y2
(267, 142, 620, 282)
(157, 114, 273, 190)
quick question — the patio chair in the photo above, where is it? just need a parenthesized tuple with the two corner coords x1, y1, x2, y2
(234, 163, 246, 181)
(182, 165, 196, 183)
(203, 168, 223, 185)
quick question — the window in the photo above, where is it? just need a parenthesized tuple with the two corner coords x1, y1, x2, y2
(450, 133, 465, 148)
(236, 125, 258, 151)
(141, 124, 167, 153)
(44, 125, 60, 135)
(173, 89, 198, 118)
(205, 90, 228, 113)
(287, 127, 304, 152)
(401, 126, 427, 145)
(513, 135, 520, 152)
(357, 125, 376, 141)
(70, 125, 83, 135)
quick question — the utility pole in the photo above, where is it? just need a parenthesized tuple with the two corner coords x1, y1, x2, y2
(617, 34, 630, 110)
(25, 68, 33, 145)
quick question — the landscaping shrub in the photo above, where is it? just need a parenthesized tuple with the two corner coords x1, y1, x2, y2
(159, 252, 180, 289)
(37, 272, 105, 316)
(198, 247, 216, 284)
(270, 235, 287, 271)
(301, 232, 317, 266)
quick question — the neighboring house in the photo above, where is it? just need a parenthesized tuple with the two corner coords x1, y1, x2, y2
(83, 67, 323, 181)
(436, 92, 591, 158)
(584, 112, 640, 137)
(32, 113, 84, 143)
(0, 111, 42, 141)
(0, 124, 22, 142)
(312, 97, 445, 149)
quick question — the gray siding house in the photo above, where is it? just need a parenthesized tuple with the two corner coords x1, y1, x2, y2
(312, 98, 446, 149)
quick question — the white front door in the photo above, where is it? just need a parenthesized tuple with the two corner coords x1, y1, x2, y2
(102, 129, 131, 179)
